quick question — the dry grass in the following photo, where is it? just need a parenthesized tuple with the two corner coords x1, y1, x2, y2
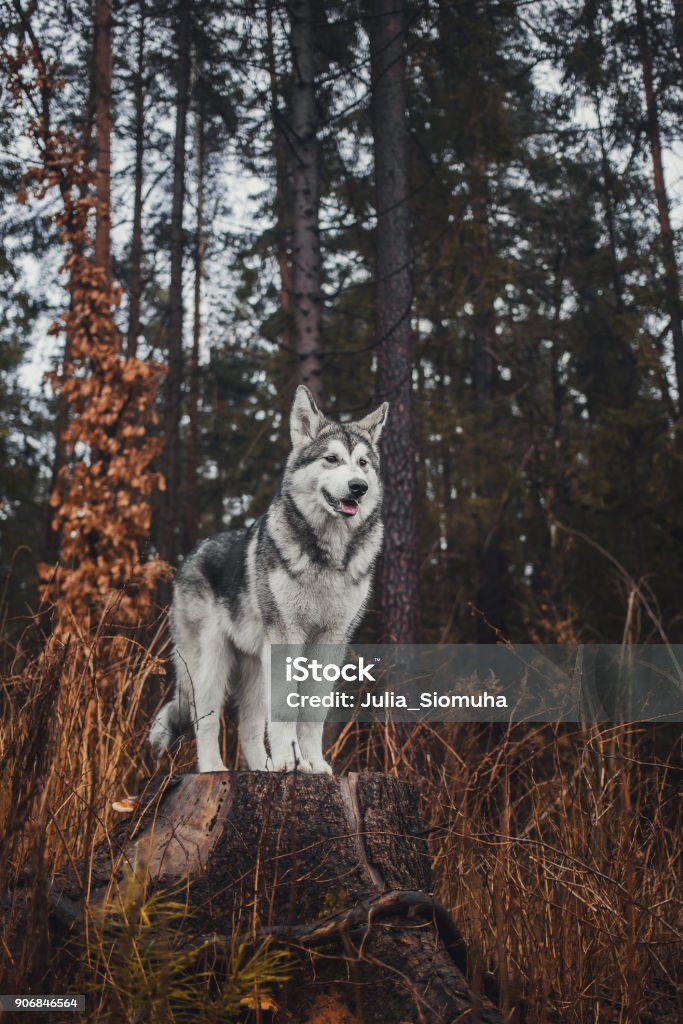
(1, 615, 681, 1022)
(331, 721, 682, 1023)
(0, 614, 168, 1001)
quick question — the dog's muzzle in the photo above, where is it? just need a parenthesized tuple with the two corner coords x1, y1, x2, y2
(322, 488, 361, 518)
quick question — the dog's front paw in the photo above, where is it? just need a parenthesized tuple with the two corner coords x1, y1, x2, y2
(267, 735, 311, 772)
(198, 757, 228, 773)
(305, 758, 332, 775)
(267, 754, 312, 772)
(197, 757, 229, 770)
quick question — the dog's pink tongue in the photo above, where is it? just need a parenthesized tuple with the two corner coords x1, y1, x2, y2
(340, 500, 359, 516)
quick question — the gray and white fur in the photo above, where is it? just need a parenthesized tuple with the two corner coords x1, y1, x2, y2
(149, 385, 388, 773)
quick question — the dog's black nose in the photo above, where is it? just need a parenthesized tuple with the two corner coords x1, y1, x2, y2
(348, 478, 368, 498)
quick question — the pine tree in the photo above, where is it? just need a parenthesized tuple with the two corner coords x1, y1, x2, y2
(288, 0, 324, 403)
(158, 0, 192, 564)
(369, 0, 419, 642)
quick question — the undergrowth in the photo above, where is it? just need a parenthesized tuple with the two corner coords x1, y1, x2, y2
(0, 608, 681, 1022)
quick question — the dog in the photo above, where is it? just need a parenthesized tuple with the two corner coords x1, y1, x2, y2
(149, 385, 388, 773)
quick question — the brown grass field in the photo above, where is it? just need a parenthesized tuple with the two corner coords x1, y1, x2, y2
(0, 616, 681, 1023)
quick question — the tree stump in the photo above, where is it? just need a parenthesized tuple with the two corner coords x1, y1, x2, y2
(51, 772, 500, 1023)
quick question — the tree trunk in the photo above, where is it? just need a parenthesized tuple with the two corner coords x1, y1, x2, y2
(266, 0, 294, 352)
(126, 0, 146, 359)
(45, 0, 111, 566)
(635, 0, 683, 418)
(468, 140, 509, 643)
(594, 95, 624, 314)
(93, 0, 112, 276)
(183, 103, 205, 553)
(51, 772, 500, 1023)
(159, 0, 192, 563)
(46, 249, 87, 569)
(369, 0, 419, 644)
(288, 0, 324, 404)
(674, 0, 683, 80)
(470, 149, 496, 403)
(43, 354, 70, 568)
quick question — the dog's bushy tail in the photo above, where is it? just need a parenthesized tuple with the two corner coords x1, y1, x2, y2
(149, 688, 192, 756)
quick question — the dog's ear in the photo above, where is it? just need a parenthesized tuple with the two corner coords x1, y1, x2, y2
(290, 385, 325, 448)
(355, 402, 389, 444)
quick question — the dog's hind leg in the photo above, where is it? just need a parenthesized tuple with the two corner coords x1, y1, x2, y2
(149, 671, 191, 757)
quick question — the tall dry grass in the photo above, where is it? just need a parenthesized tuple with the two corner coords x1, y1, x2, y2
(0, 610, 169, 999)
(1, 609, 681, 1022)
(331, 721, 682, 1023)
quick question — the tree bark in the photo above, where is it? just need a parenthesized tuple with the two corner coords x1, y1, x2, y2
(93, 0, 112, 276)
(594, 95, 624, 315)
(51, 772, 500, 1023)
(266, 0, 294, 349)
(635, 0, 683, 418)
(469, 148, 509, 642)
(183, 103, 205, 553)
(469, 116, 505, 642)
(369, 0, 419, 644)
(126, 0, 146, 359)
(45, 0, 109, 565)
(288, 0, 324, 404)
(159, 0, 192, 563)
(674, 0, 683, 80)
(470, 149, 496, 403)
(35, 0, 96, 561)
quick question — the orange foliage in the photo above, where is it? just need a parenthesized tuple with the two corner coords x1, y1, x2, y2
(5, 41, 168, 631)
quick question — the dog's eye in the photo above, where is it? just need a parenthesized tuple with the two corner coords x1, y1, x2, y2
(359, 458, 368, 468)
(325, 454, 338, 464)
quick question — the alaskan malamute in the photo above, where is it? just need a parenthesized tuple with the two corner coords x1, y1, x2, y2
(149, 385, 388, 773)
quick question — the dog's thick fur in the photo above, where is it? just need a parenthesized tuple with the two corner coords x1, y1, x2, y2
(149, 386, 388, 773)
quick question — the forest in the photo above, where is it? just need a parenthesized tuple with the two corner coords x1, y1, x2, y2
(0, 0, 682, 1021)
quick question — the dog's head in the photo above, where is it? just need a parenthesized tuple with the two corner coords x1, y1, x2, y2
(285, 385, 388, 527)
